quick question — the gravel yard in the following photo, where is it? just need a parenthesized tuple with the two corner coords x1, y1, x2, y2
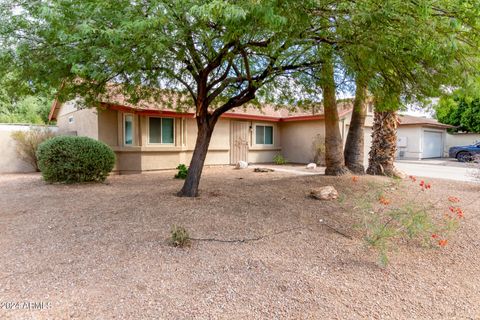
(0, 167, 479, 319)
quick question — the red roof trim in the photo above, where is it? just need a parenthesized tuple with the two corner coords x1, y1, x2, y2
(48, 99, 60, 121)
(280, 114, 325, 122)
(222, 113, 281, 122)
(53, 101, 352, 123)
(107, 104, 194, 118)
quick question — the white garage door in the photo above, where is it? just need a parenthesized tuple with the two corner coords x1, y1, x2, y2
(422, 131, 443, 158)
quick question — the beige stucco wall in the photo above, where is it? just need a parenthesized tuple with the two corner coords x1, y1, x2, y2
(55, 101, 377, 172)
(248, 120, 281, 163)
(396, 126, 422, 159)
(0, 124, 57, 173)
(97, 108, 119, 147)
(281, 120, 325, 164)
(56, 101, 98, 139)
(445, 133, 480, 153)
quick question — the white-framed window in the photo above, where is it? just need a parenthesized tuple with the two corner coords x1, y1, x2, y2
(148, 117, 174, 144)
(124, 114, 134, 146)
(255, 125, 273, 145)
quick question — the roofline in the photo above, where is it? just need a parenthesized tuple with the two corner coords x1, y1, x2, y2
(398, 123, 454, 129)
(48, 99, 60, 121)
(50, 101, 352, 123)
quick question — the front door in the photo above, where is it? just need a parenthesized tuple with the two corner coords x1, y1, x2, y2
(230, 121, 249, 164)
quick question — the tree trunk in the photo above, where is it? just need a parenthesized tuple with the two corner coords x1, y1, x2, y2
(178, 116, 216, 197)
(321, 57, 349, 176)
(344, 79, 368, 174)
(366, 110, 398, 176)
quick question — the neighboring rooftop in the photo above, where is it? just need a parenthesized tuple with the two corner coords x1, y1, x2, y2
(398, 114, 454, 129)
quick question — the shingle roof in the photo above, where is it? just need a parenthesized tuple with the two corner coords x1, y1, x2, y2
(398, 114, 454, 129)
(49, 83, 354, 121)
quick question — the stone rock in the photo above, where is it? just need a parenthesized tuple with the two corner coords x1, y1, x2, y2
(309, 186, 338, 200)
(306, 163, 317, 169)
(254, 167, 274, 173)
(392, 168, 407, 179)
(236, 161, 248, 169)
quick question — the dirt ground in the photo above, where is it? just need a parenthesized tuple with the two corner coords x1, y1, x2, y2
(0, 167, 479, 319)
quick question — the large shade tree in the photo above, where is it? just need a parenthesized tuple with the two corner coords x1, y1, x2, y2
(0, 0, 322, 196)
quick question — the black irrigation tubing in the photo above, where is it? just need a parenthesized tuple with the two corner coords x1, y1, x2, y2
(188, 226, 306, 244)
(189, 223, 353, 244)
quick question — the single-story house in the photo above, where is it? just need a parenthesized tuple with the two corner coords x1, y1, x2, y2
(49, 95, 375, 173)
(396, 114, 454, 159)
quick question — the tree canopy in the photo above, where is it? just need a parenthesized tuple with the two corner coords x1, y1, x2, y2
(435, 80, 480, 133)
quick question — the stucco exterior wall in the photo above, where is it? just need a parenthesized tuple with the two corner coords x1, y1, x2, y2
(56, 101, 99, 139)
(281, 120, 325, 164)
(248, 120, 281, 163)
(54, 102, 378, 172)
(0, 124, 57, 173)
(97, 109, 119, 147)
(396, 126, 423, 159)
(445, 133, 480, 153)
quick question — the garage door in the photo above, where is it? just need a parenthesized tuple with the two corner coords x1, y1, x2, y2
(422, 131, 443, 158)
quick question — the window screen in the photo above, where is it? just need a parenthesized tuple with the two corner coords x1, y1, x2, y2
(161, 118, 174, 144)
(124, 115, 133, 145)
(256, 125, 265, 144)
(256, 125, 273, 145)
(149, 117, 174, 144)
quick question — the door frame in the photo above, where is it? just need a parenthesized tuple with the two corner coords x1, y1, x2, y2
(230, 120, 250, 164)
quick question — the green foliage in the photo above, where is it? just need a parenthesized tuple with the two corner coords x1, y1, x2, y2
(436, 84, 480, 133)
(273, 154, 287, 165)
(170, 225, 190, 247)
(11, 127, 56, 171)
(36, 136, 115, 183)
(0, 95, 52, 124)
(174, 164, 188, 179)
(350, 178, 461, 267)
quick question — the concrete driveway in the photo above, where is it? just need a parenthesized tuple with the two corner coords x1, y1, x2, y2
(395, 159, 479, 183)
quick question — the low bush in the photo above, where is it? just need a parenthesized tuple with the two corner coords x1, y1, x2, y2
(36, 136, 115, 183)
(11, 126, 56, 171)
(174, 164, 188, 179)
(273, 154, 287, 165)
(170, 225, 190, 247)
(356, 176, 462, 266)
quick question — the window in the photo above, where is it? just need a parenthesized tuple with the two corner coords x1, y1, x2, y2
(124, 114, 133, 145)
(68, 116, 74, 124)
(149, 117, 174, 144)
(255, 125, 273, 145)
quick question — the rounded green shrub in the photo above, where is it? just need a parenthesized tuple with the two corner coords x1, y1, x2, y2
(36, 136, 116, 183)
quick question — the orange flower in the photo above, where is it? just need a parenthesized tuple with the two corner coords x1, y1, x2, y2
(448, 196, 460, 203)
(456, 207, 464, 218)
(449, 206, 464, 218)
(379, 196, 390, 205)
(409, 175, 417, 182)
(438, 239, 448, 247)
(431, 234, 439, 239)
(352, 176, 359, 183)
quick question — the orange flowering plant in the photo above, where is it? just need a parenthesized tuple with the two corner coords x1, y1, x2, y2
(359, 176, 463, 266)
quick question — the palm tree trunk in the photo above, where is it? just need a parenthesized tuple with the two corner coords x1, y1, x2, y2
(321, 56, 349, 176)
(366, 110, 398, 176)
(344, 79, 368, 174)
